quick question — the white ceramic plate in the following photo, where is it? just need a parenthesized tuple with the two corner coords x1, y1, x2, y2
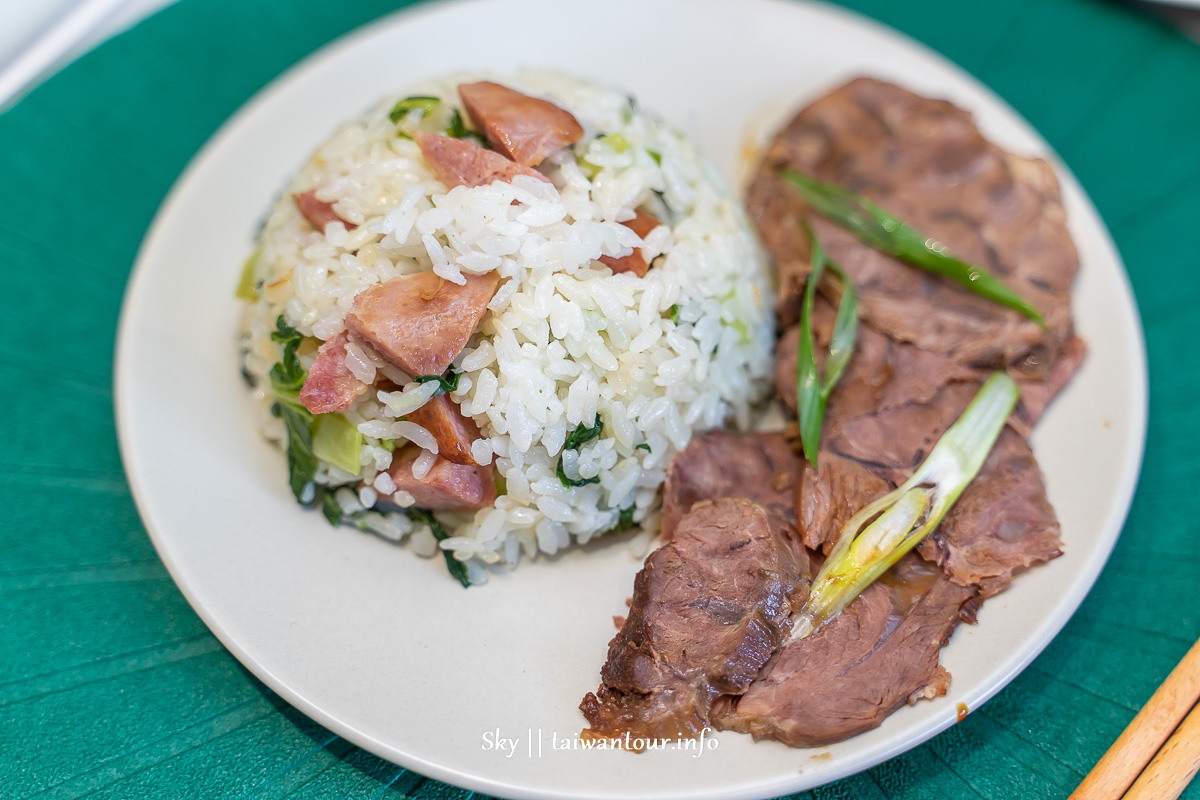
(115, 0, 1147, 797)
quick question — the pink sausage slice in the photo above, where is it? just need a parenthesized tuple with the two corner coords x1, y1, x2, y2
(386, 446, 496, 510)
(298, 332, 367, 414)
(599, 209, 662, 278)
(407, 394, 488, 466)
(458, 81, 584, 167)
(415, 132, 549, 189)
(294, 190, 357, 230)
(345, 271, 499, 378)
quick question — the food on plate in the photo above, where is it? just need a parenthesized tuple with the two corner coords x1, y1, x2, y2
(581, 77, 1084, 748)
(237, 72, 773, 584)
(580, 498, 811, 742)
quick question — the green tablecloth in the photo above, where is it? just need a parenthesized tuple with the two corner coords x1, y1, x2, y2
(2, 0, 1197, 797)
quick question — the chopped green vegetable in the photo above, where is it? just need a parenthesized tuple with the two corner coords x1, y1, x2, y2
(780, 169, 1045, 326)
(666, 304, 680, 324)
(796, 225, 858, 468)
(413, 369, 461, 395)
(321, 491, 345, 526)
(636, 443, 651, 453)
(445, 109, 487, 147)
(389, 95, 440, 124)
(791, 372, 1019, 640)
(564, 417, 603, 450)
(236, 248, 261, 301)
(600, 133, 631, 153)
(647, 149, 662, 166)
(268, 316, 308, 413)
(609, 505, 637, 534)
(311, 414, 363, 475)
(380, 439, 396, 452)
(409, 509, 471, 587)
(272, 402, 319, 505)
(557, 417, 604, 488)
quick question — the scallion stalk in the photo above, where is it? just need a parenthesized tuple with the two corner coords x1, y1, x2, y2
(796, 224, 858, 468)
(780, 169, 1045, 326)
(790, 371, 1019, 640)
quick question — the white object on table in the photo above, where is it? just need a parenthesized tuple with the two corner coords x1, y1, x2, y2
(0, 0, 175, 110)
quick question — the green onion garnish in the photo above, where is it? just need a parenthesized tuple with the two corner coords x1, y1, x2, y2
(389, 96, 440, 124)
(413, 369, 461, 395)
(796, 225, 858, 468)
(445, 109, 487, 147)
(790, 372, 1019, 640)
(409, 508, 471, 587)
(557, 417, 604, 488)
(780, 169, 1045, 326)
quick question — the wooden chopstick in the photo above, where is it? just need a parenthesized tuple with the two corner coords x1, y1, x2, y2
(1122, 699, 1200, 800)
(1069, 637, 1200, 800)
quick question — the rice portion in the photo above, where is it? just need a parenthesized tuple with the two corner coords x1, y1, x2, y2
(240, 71, 774, 582)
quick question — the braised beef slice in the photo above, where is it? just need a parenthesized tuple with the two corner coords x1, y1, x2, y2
(795, 452, 891, 554)
(777, 317, 1065, 594)
(918, 429, 1062, 598)
(660, 431, 799, 541)
(580, 498, 811, 741)
(749, 77, 1078, 379)
(713, 555, 976, 747)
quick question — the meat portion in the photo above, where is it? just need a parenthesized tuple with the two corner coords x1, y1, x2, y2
(599, 209, 662, 278)
(385, 446, 495, 511)
(297, 332, 367, 414)
(581, 499, 811, 741)
(458, 81, 584, 167)
(795, 452, 890, 554)
(415, 132, 550, 190)
(777, 316, 1065, 593)
(660, 431, 798, 541)
(406, 394, 487, 466)
(713, 555, 976, 747)
(1016, 335, 1087, 427)
(346, 271, 499, 377)
(777, 318, 1078, 479)
(749, 77, 1078, 379)
(918, 430, 1063, 598)
(294, 190, 356, 231)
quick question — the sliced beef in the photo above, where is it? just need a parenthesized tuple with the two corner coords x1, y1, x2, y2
(406, 394, 486, 466)
(776, 316, 1065, 593)
(294, 190, 357, 231)
(346, 271, 499, 378)
(297, 332, 367, 414)
(384, 446, 495, 511)
(599, 209, 662, 278)
(415, 132, 550, 190)
(917, 429, 1063, 598)
(712, 554, 976, 747)
(581, 498, 811, 741)
(458, 81, 584, 167)
(749, 77, 1078, 379)
(1015, 335, 1087, 427)
(660, 431, 798, 541)
(795, 452, 891, 554)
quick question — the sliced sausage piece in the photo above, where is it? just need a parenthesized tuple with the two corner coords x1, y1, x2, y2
(297, 332, 367, 414)
(458, 81, 584, 167)
(345, 271, 499, 377)
(294, 190, 357, 230)
(599, 209, 662, 278)
(406, 394, 487, 466)
(385, 446, 496, 511)
(415, 132, 550, 190)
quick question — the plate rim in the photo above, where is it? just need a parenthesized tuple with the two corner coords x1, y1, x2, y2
(113, 0, 1149, 797)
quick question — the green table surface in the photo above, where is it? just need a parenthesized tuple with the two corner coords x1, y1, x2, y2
(2, 0, 1198, 797)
